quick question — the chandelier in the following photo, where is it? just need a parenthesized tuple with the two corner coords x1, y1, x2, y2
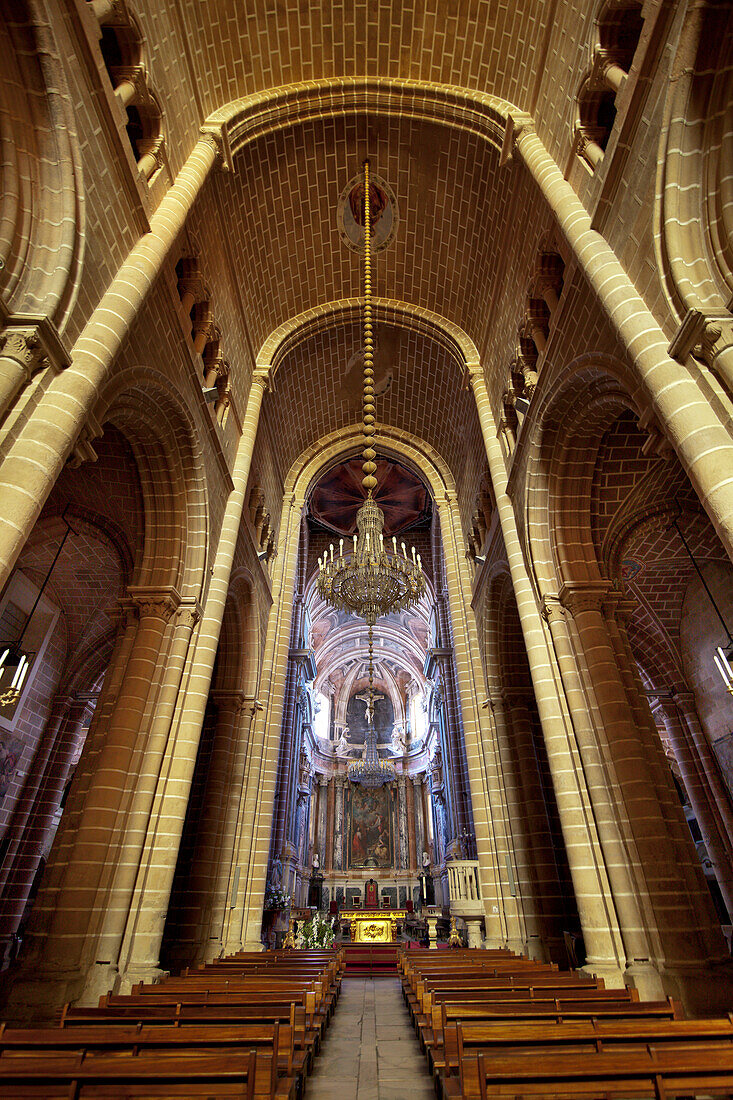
(347, 625, 396, 788)
(317, 160, 425, 628)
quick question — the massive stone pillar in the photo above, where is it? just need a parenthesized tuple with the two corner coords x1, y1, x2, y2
(555, 582, 731, 1007)
(654, 696, 733, 920)
(470, 366, 627, 985)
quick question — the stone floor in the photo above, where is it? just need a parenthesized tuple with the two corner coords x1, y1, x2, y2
(308, 976, 435, 1100)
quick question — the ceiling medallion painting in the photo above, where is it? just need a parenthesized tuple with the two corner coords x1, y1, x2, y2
(338, 170, 398, 253)
(310, 457, 430, 538)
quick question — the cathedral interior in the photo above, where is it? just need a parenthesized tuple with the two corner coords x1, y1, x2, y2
(2, 0, 733, 1041)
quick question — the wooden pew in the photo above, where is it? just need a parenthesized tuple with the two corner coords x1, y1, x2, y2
(398, 948, 733, 1100)
(459, 1045, 733, 1098)
(437, 1015, 733, 1092)
(0, 948, 342, 1098)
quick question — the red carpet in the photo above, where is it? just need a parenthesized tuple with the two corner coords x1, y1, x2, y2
(343, 943, 398, 974)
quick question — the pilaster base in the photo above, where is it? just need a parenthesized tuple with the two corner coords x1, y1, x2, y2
(581, 958, 627, 989)
(242, 939, 265, 952)
(116, 965, 169, 994)
(658, 959, 733, 1016)
(464, 917, 484, 949)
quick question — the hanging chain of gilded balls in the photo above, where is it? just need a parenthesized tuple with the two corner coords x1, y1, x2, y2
(362, 159, 378, 497)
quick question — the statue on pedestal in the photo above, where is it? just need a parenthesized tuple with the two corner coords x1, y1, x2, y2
(335, 727, 352, 757)
(418, 850, 434, 908)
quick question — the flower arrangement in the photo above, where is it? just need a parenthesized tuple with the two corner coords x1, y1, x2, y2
(298, 911, 336, 948)
(264, 888, 291, 911)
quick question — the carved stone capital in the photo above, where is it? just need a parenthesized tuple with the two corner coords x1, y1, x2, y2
(199, 125, 233, 171)
(558, 581, 611, 617)
(176, 602, 202, 630)
(668, 307, 733, 369)
(501, 112, 535, 166)
(0, 317, 70, 377)
(211, 689, 248, 715)
(67, 413, 103, 469)
(177, 262, 206, 305)
(125, 585, 182, 623)
(110, 65, 146, 102)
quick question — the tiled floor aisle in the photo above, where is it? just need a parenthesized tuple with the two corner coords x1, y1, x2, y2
(307, 976, 435, 1100)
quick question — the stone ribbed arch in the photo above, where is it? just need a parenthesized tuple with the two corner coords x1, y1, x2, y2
(483, 566, 532, 694)
(0, 1, 84, 330)
(204, 78, 515, 170)
(216, 569, 261, 695)
(521, 355, 643, 592)
(255, 297, 479, 379)
(655, 2, 733, 318)
(93, 367, 209, 602)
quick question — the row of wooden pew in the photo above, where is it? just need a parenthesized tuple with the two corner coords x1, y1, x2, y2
(0, 948, 344, 1098)
(399, 947, 733, 1098)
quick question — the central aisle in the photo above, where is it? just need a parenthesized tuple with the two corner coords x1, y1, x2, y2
(308, 976, 435, 1100)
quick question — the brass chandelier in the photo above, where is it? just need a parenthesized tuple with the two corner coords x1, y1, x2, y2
(317, 160, 425, 629)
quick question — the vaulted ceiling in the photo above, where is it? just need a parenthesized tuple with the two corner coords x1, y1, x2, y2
(174, 0, 553, 120)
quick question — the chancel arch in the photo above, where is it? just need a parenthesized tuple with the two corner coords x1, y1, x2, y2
(224, 416, 523, 952)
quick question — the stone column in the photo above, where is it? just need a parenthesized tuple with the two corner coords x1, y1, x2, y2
(397, 777, 409, 871)
(0, 135, 222, 589)
(514, 121, 733, 560)
(559, 582, 728, 1002)
(325, 778, 335, 873)
(489, 692, 543, 957)
(104, 598, 202, 991)
(469, 365, 626, 985)
(655, 697, 733, 919)
(110, 372, 268, 975)
(405, 778, 417, 870)
(333, 776, 346, 872)
(233, 494, 311, 950)
(432, 494, 523, 949)
(315, 774, 328, 866)
(176, 689, 248, 964)
(0, 693, 73, 902)
(9, 588, 180, 1007)
(675, 691, 733, 848)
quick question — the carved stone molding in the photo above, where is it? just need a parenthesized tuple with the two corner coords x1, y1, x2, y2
(124, 585, 182, 623)
(0, 316, 71, 377)
(541, 595, 565, 625)
(558, 581, 612, 617)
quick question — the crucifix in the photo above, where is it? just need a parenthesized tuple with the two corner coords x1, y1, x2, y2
(355, 686, 384, 725)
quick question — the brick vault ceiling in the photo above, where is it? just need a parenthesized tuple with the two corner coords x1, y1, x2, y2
(213, 112, 515, 352)
(260, 321, 485, 496)
(174, 0, 550, 121)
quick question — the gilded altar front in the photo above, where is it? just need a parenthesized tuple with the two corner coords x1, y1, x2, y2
(341, 909, 407, 943)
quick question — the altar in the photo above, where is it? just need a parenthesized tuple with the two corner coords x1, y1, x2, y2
(341, 908, 407, 943)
